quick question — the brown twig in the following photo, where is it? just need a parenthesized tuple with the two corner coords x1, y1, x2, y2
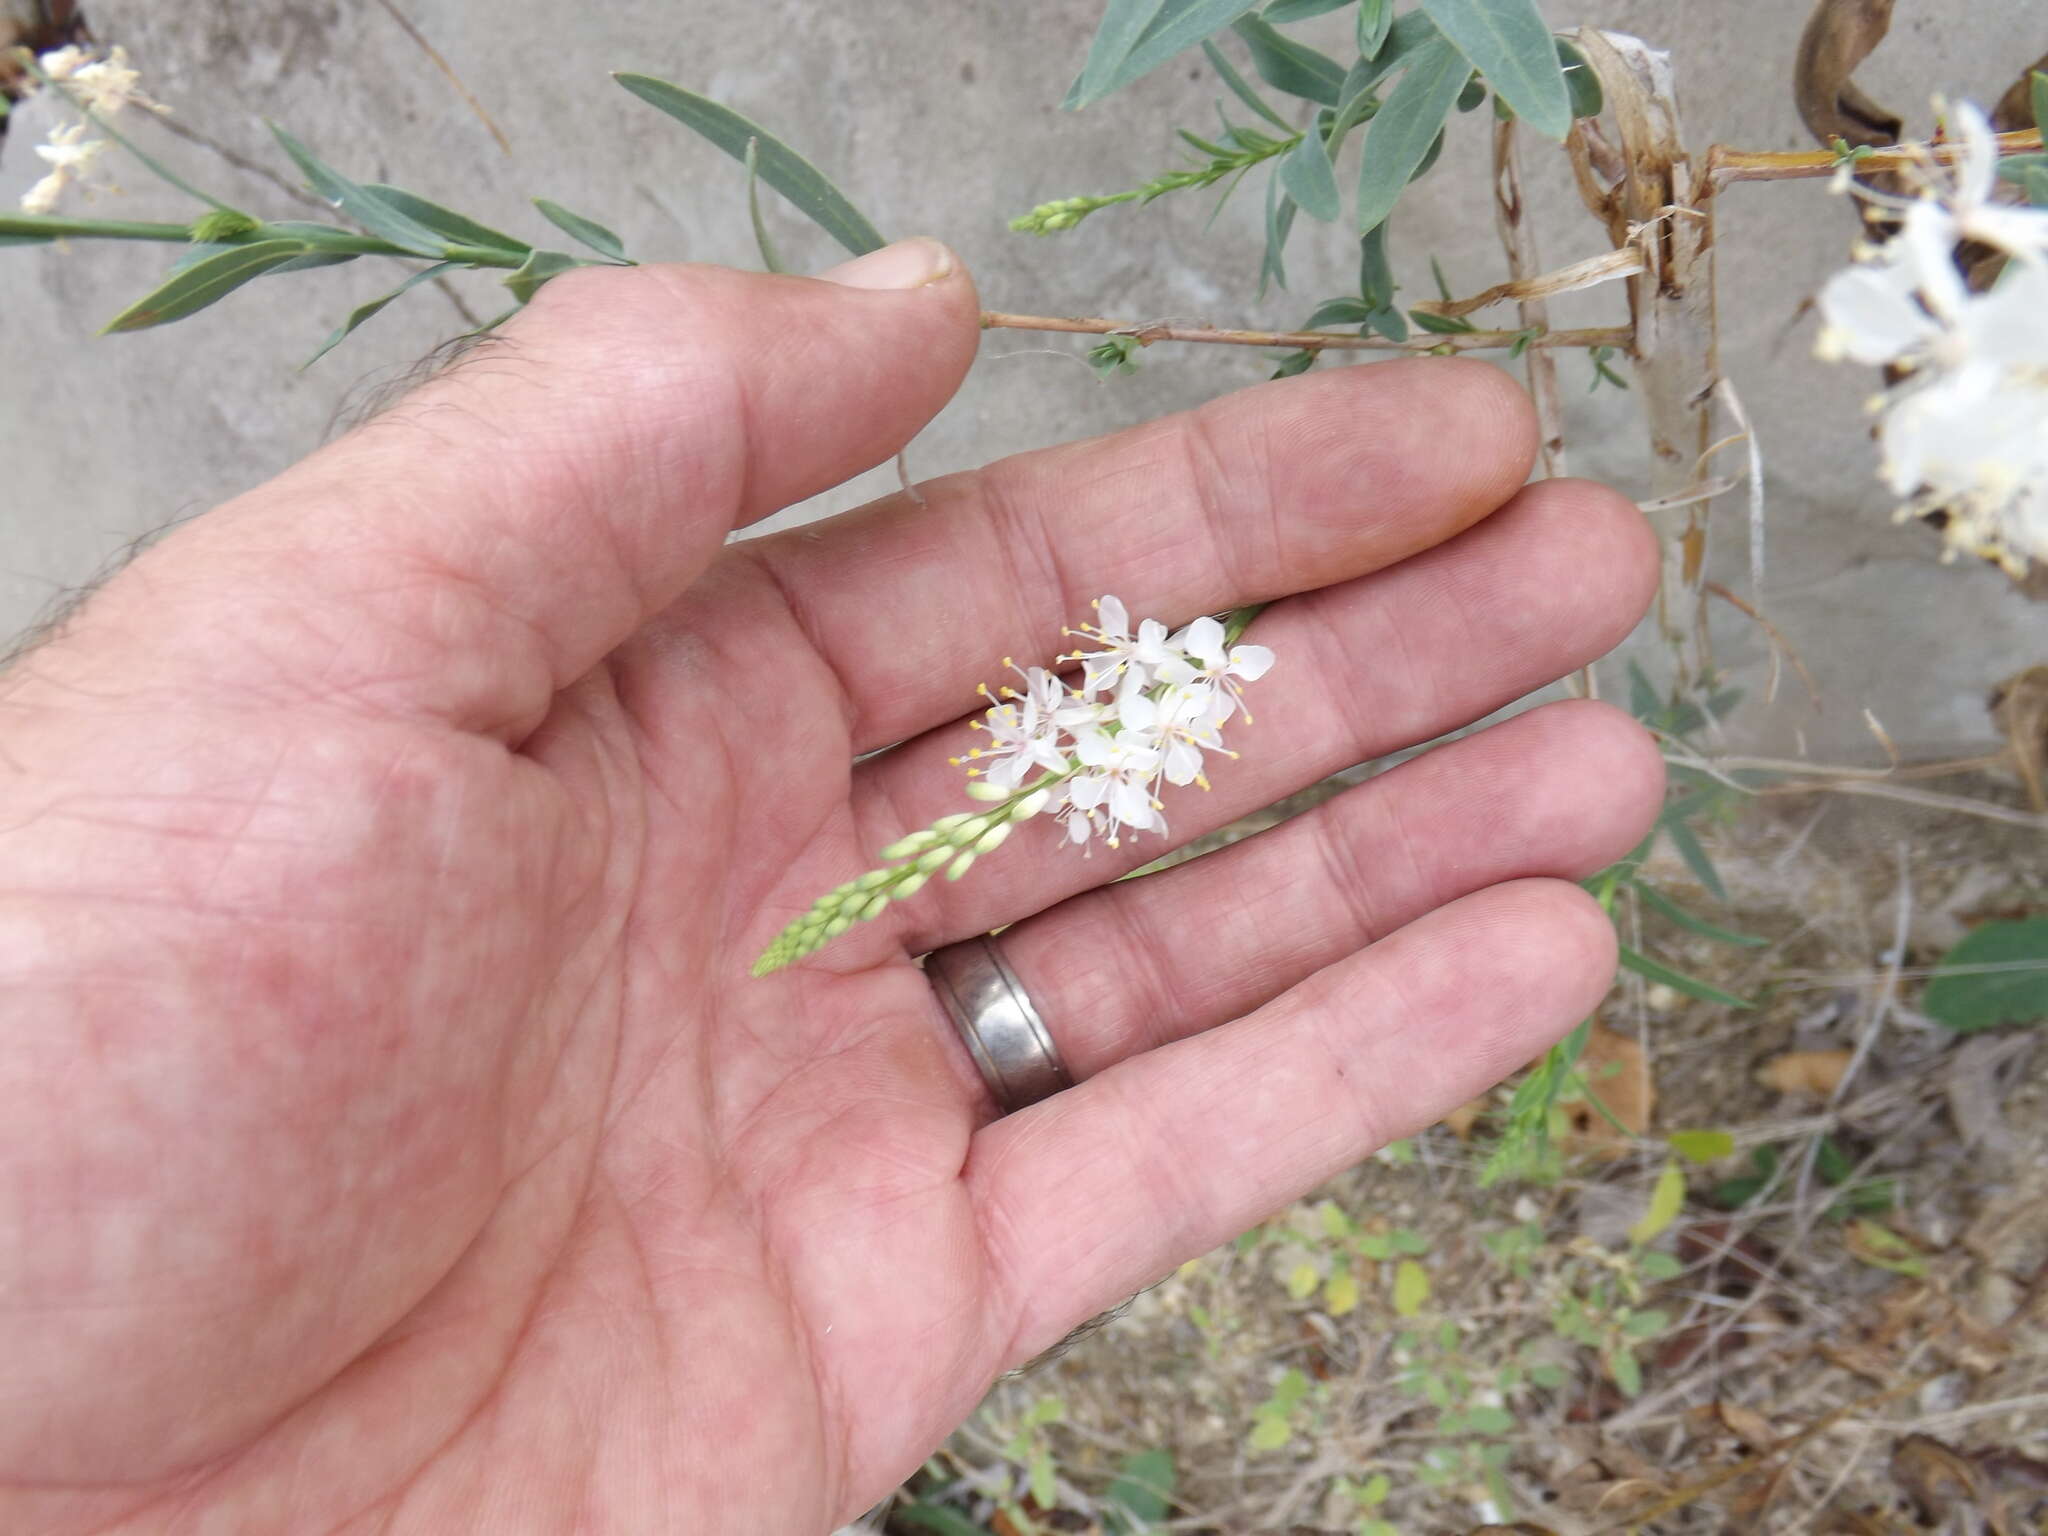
(1704, 581, 1820, 710)
(370, 0, 512, 155)
(977, 312, 1632, 355)
(1706, 126, 2043, 185)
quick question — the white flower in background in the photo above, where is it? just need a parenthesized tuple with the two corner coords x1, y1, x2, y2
(20, 121, 110, 215)
(1817, 98, 2048, 575)
(16, 45, 163, 216)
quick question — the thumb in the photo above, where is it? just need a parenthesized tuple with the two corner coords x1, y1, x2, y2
(81, 240, 980, 736)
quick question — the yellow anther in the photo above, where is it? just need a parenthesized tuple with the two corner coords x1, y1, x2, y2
(1001, 656, 1014, 669)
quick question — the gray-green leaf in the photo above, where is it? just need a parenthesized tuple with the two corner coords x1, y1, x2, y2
(1359, 0, 1396, 57)
(1355, 36, 1468, 235)
(1619, 944, 1755, 1010)
(1065, 0, 1262, 108)
(533, 198, 629, 262)
(614, 73, 885, 258)
(270, 127, 449, 256)
(365, 186, 529, 254)
(1072, 0, 1170, 105)
(1280, 127, 1340, 220)
(301, 260, 457, 368)
(1263, 0, 1352, 20)
(1418, 0, 1572, 140)
(1231, 15, 1346, 106)
(503, 248, 584, 306)
(1201, 38, 1296, 132)
(102, 239, 311, 333)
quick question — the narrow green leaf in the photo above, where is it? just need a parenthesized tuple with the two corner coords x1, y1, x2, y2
(1259, 172, 1298, 295)
(271, 128, 448, 256)
(1662, 815, 1728, 903)
(2031, 69, 2047, 134)
(1633, 880, 1768, 947)
(1200, 38, 1296, 132)
(1230, 16, 1346, 105)
(744, 137, 787, 274)
(1270, 348, 1319, 378)
(1358, 220, 1396, 309)
(614, 74, 886, 257)
(1304, 296, 1375, 328)
(1355, 36, 1467, 234)
(301, 260, 456, 369)
(894, 1505, 995, 1536)
(532, 198, 629, 262)
(502, 248, 584, 306)
(363, 186, 529, 254)
(1619, 944, 1755, 1009)
(101, 239, 310, 333)
(1368, 304, 1408, 340)
(1264, 0, 1351, 18)
(0, 233, 57, 247)
(1072, 0, 1171, 106)
(1410, 307, 1476, 333)
(1923, 915, 2048, 1033)
(1418, 0, 1572, 140)
(1358, 0, 1396, 57)
(1629, 1160, 1686, 1245)
(1279, 127, 1341, 220)
(1065, 0, 1262, 107)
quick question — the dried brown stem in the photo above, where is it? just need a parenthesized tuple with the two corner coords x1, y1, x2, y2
(1706, 126, 2043, 185)
(976, 312, 1631, 355)
(1491, 117, 1568, 480)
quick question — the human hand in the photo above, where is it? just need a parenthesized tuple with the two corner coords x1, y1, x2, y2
(0, 238, 1661, 1532)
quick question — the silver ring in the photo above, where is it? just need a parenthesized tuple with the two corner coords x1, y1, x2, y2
(926, 936, 1073, 1113)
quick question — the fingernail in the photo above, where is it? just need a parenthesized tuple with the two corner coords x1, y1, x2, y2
(817, 236, 955, 290)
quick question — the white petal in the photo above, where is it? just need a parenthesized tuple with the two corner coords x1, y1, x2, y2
(1095, 595, 1128, 637)
(1162, 737, 1204, 785)
(1817, 264, 1934, 367)
(1226, 643, 1274, 681)
(1180, 615, 1225, 666)
(1118, 691, 1159, 732)
(1134, 618, 1172, 663)
(1110, 779, 1155, 827)
(1069, 773, 1109, 810)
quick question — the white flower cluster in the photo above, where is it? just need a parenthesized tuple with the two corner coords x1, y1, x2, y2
(1816, 100, 2048, 576)
(952, 595, 1274, 850)
(17, 46, 163, 216)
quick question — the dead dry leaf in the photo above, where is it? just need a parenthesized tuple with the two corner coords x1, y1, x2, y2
(1890, 1433, 1985, 1526)
(1993, 52, 2048, 131)
(1560, 1023, 1654, 1154)
(1757, 1048, 1853, 1097)
(1793, 0, 1902, 148)
(1990, 665, 2048, 812)
(1442, 1093, 1488, 1140)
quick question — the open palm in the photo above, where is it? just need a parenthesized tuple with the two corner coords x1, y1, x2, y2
(1, 249, 1661, 1534)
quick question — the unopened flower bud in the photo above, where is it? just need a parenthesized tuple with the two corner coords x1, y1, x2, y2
(858, 892, 890, 921)
(824, 914, 852, 939)
(894, 870, 929, 899)
(855, 868, 893, 891)
(917, 846, 953, 873)
(1010, 788, 1052, 821)
(946, 850, 977, 881)
(973, 822, 1013, 854)
(964, 779, 1012, 802)
(879, 830, 941, 860)
(932, 813, 975, 836)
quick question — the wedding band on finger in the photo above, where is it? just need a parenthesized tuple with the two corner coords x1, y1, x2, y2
(926, 935, 1072, 1114)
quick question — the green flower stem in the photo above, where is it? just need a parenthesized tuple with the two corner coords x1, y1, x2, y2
(1221, 602, 1266, 647)
(0, 212, 530, 269)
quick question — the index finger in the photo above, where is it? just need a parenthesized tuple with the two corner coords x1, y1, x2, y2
(737, 356, 1538, 754)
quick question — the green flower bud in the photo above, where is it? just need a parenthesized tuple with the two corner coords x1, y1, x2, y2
(825, 914, 853, 938)
(894, 870, 929, 899)
(879, 829, 940, 860)
(189, 209, 261, 243)
(858, 891, 890, 921)
(932, 813, 976, 836)
(855, 868, 894, 891)
(1010, 788, 1053, 821)
(946, 850, 977, 881)
(964, 779, 1012, 803)
(917, 846, 954, 873)
(973, 821, 1013, 854)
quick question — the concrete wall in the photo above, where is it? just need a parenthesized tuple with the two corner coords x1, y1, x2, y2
(3, 0, 2041, 758)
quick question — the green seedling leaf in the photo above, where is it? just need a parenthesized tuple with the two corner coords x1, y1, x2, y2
(1029, 1447, 1056, 1510)
(1620, 943, 1755, 1009)
(1637, 1250, 1685, 1280)
(1467, 1405, 1516, 1435)
(1318, 1200, 1356, 1239)
(502, 248, 583, 306)
(301, 260, 457, 368)
(101, 239, 310, 333)
(1393, 1258, 1431, 1315)
(1325, 1265, 1360, 1316)
(1355, 35, 1467, 234)
(1201, 38, 1296, 132)
(1065, 0, 1262, 108)
(1608, 1345, 1643, 1396)
(614, 74, 885, 257)
(1231, 15, 1347, 105)
(1622, 1307, 1672, 1339)
(1923, 915, 2048, 1032)
(1356, 1471, 1391, 1505)
(270, 127, 447, 256)
(1105, 1447, 1176, 1533)
(1420, 0, 1572, 139)
(1247, 1415, 1292, 1450)
(1669, 1128, 1736, 1163)
(363, 186, 528, 254)
(1846, 1217, 1926, 1276)
(1279, 125, 1341, 220)
(1630, 1160, 1687, 1246)
(1287, 1261, 1320, 1299)
(532, 198, 629, 262)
